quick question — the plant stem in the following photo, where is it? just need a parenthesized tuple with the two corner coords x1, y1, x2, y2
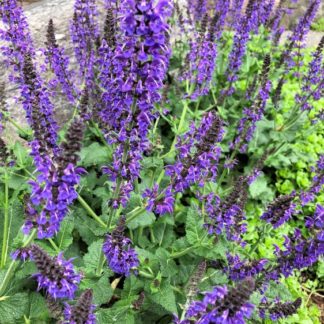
(3, 113, 31, 137)
(77, 195, 106, 228)
(139, 270, 154, 279)
(162, 100, 189, 158)
(169, 245, 196, 260)
(1, 169, 9, 268)
(48, 238, 60, 253)
(0, 229, 37, 296)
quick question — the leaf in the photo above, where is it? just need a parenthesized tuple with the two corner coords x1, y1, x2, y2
(146, 280, 177, 314)
(83, 240, 104, 273)
(0, 293, 29, 323)
(73, 208, 106, 245)
(185, 207, 208, 245)
(80, 274, 113, 305)
(121, 276, 144, 299)
(0, 200, 24, 257)
(249, 175, 274, 202)
(55, 215, 74, 250)
(28, 292, 49, 320)
(127, 211, 156, 230)
(12, 142, 32, 169)
(155, 248, 178, 278)
(96, 307, 135, 324)
(80, 143, 109, 167)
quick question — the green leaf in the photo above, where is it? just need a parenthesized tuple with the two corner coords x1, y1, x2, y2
(80, 274, 113, 305)
(127, 211, 156, 230)
(0, 200, 24, 257)
(12, 142, 31, 169)
(28, 292, 49, 320)
(146, 280, 177, 314)
(83, 240, 104, 273)
(54, 215, 74, 250)
(185, 207, 208, 245)
(249, 175, 274, 202)
(0, 293, 29, 323)
(122, 276, 144, 299)
(73, 208, 106, 245)
(155, 248, 178, 278)
(80, 143, 109, 167)
(96, 307, 135, 324)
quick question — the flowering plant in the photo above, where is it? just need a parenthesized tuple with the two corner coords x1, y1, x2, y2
(0, 0, 323, 323)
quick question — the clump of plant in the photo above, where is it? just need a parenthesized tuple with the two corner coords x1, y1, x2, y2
(0, 0, 323, 323)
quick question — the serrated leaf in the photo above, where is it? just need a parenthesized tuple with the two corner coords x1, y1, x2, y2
(83, 240, 104, 273)
(80, 143, 109, 167)
(80, 274, 113, 305)
(28, 292, 49, 320)
(146, 280, 177, 314)
(127, 211, 156, 230)
(55, 215, 74, 250)
(249, 175, 274, 202)
(73, 208, 106, 244)
(0, 293, 28, 323)
(96, 307, 135, 324)
(121, 276, 144, 299)
(155, 248, 177, 278)
(185, 207, 208, 245)
(0, 200, 24, 257)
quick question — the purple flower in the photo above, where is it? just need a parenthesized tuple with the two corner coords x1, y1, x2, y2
(103, 216, 139, 276)
(30, 245, 81, 299)
(24, 120, 85, 238)
(179, 278, 255, 323)
(63, 289, 96, 324)
(300, 155, 324, 205)
(305, 204, 324, 230)
(11, 247, 32, 261)
(295, 36, 324, 111)
(260, 298, 302, 321)
(181, 6, 228, 98)
(99, 0, 172, 209)
(261, 193, 296, 228)
(222, 4, 258, 96)
(70, 0, 99, 80)
(269, 229, 324, 279)
(143, 184, 175, 215)
(206, 176, 248, 243)
(280, 0, 321, 70)
(225, 254, 268, 281)
(232, 55, 271, 153)
(44, 19, 78, 103)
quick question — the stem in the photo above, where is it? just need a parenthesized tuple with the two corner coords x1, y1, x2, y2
(1, 170, 9, 268)
(77, 195, 106, 228)
(3, 113, 31, 137)
(125, 207, 146, 225)
(48, 238, 60, 253)
(162, 100, 189, 158)
(169, 245, 197, 260)
(0, 229, 37, 296)
(139, 270, 154, 279)
(96, 98, 138, 275)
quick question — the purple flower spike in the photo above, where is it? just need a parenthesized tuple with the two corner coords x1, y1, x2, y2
(178, 278, 255, 323)
(30, 245, 81, 300)
(300, 155, 324, 205)
(63, 289, 96, 324)
(11, 247, 32, 262)
(44, 19, 78, 103)
(103, 216, 139, 276)
(261, 193, 296, 228)
(226, 254, 268, 281)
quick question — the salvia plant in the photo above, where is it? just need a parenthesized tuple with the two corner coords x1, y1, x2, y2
(0, 0, 323, 323)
